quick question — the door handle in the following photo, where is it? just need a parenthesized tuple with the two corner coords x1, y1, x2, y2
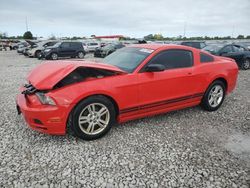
(187, 72, 192, 75)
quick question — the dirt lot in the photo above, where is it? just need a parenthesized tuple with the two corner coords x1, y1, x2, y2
(0, 51, 249, 187)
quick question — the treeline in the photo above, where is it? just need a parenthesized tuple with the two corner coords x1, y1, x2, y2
(1, 31, 250, 41)
(144, 34, 250, 41)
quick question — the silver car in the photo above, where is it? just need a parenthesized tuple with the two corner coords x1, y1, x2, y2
(27, 41, 58, 58)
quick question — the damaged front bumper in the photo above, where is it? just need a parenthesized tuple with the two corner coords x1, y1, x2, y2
(16, 85, 69, 135)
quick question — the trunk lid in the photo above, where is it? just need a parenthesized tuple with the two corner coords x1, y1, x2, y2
(27, 60, 126, 90)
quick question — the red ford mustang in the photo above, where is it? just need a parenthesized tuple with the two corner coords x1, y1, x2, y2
(16, 44, 238, 140)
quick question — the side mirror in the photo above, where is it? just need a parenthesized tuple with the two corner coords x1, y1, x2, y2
(145, 64, 165, 72)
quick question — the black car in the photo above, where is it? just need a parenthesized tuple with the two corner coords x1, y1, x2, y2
(40, 41, 85, 60)
(180, 41, 206, 49)
(203, 44, 250, 70)
(94, 43, 125, 58)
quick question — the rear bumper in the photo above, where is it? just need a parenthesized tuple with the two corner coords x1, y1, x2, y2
(16, 94, 69, 135)
(28, 51, 35, 57)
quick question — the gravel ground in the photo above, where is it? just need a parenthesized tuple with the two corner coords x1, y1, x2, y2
(0, 51, 249, 188)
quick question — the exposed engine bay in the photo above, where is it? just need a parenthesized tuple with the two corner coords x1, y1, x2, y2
(53, 67, 119, 89)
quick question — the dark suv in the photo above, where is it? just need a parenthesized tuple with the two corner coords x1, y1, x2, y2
(41, 41, 85, 60)
(180, 41, 206, 49)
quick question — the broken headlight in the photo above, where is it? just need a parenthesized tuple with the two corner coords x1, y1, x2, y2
(36, 92, 56, 106)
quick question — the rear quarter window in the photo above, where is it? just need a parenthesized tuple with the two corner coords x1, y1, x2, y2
(200, 52, 214, 63)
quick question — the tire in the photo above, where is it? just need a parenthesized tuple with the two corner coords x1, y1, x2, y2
(69, 95, 116, 140)
(241, 58, 250, 70)
(35, 50, 41, 58)
(201, 80, 226, 111)
(51, 53, 58, 60)
(77, 51, 85, 59)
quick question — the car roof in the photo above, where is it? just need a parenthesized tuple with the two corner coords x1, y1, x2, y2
(130, 44, 197, 51)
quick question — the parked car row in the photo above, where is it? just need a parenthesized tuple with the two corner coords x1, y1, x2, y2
(177, 41, 250, 70)
(16, 41, 86, 60)
(10, 39, 250, 68)
(16, 40, 128, 60)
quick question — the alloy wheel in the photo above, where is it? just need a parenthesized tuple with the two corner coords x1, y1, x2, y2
(208, 85, 224, 108)
(51, 53, 58, 60)
(78, 52, 84, 58)
(243, 59, 250, 69)
(78, 103, 110, 135)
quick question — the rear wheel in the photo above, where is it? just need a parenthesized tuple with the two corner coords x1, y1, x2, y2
(70, 96, 116, 140)
(201, 80, 226, 111)
(51, 53, 58, 60)
(241, 58, 250, 70)
(77, 51, 85, 59)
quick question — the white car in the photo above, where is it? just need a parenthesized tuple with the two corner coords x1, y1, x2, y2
(84, 42, 100, 52)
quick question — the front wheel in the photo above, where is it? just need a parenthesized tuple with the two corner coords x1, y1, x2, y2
(35, 50, 41, 58)
(51, 53, 58, 60)
(70, 96, 116, 140)
(201, 80, 226, 111)
(241, 59, 250, 70)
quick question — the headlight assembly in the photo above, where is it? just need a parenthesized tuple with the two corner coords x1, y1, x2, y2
(36, 92, 56, 106)
(44, 49, 51, 52)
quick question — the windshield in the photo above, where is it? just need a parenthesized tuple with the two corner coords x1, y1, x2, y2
(52, 42, 61, 47)
(103, 44, 115, 50)
(102, 47, 153, 73)
(203, 45, 223, 54)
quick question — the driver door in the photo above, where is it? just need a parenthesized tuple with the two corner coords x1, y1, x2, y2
(137, 49, 200, 114)
(58, 42, 71, 57)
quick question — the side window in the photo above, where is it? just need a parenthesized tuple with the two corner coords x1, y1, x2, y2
(149, 50, 193, 69)
(200, 52, 214, 63)
(220, 46, 232, 54)
(182, 42, 190, 46)
(192, 43, 200, 49)
(70, 43, 80, 48)
(232, 45, 245, 52)
(60, 42, 70, 48)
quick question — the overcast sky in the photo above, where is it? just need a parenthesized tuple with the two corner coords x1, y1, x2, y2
(0, 0, 249, 38)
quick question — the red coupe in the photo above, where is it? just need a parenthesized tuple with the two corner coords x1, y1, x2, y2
(16, 44, 238, 140)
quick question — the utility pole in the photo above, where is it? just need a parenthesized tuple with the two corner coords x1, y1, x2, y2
(231, 25, 235, 39)
(183, 21, 187, 38)
(25, 16, 29, 31)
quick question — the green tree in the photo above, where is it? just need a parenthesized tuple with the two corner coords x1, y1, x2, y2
(154, 34, 164, 40)
(23, 31, 33, 39)
(237, 35, 244, 39)
(246, 35, 250, 39)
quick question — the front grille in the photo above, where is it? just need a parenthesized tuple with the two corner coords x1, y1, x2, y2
(22, 84, 37, 95)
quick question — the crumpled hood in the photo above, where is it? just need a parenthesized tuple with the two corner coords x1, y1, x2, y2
(27, 60, 126, 90)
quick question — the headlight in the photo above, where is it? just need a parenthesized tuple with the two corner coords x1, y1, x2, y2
(36, 92, 56, 105)
(44, 49, 51, 52)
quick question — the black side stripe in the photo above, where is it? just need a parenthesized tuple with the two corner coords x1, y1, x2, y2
(120, 92, 204, 114)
